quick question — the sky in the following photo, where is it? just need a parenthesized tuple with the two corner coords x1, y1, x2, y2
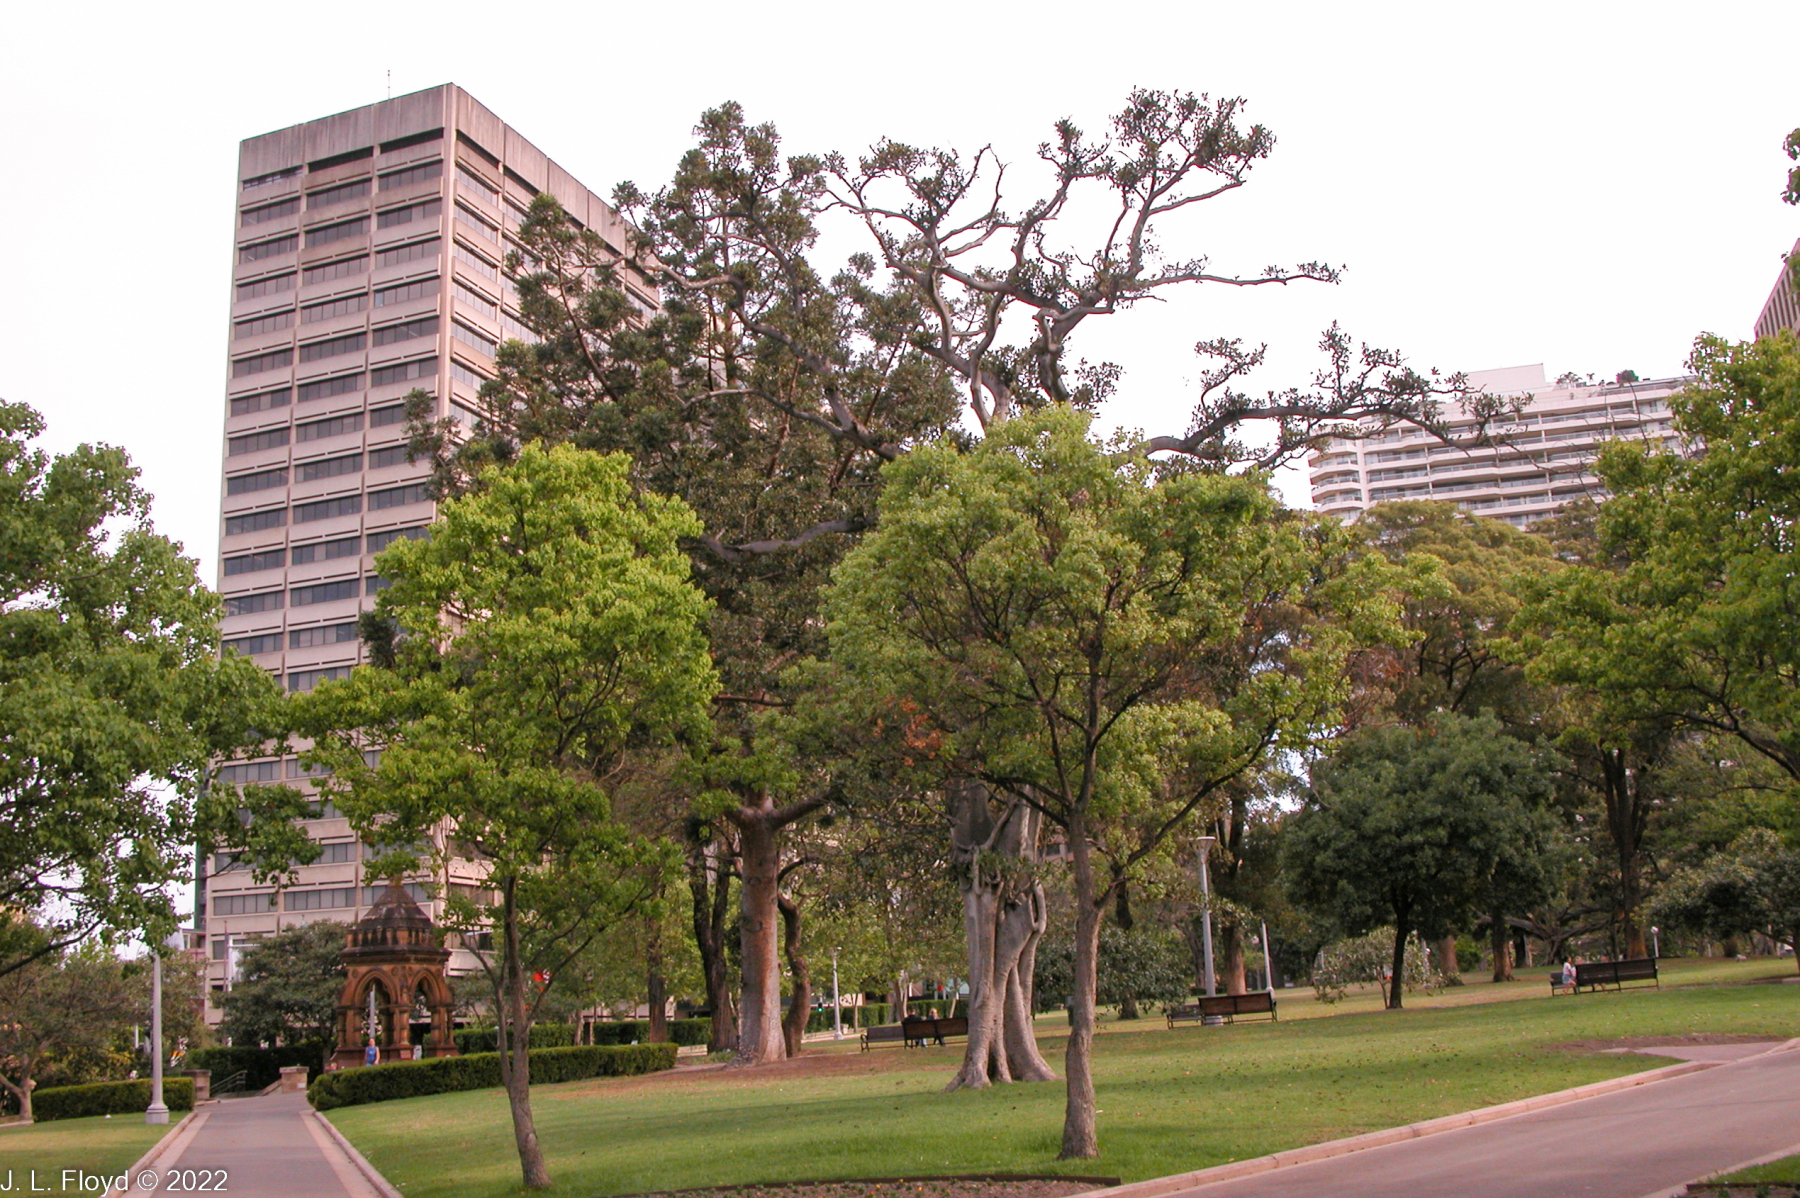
(3, 0, 1797, 587)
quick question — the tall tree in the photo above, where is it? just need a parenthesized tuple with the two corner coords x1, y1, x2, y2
(0, 943, 137, 1121)
(1652, 828, 1800, 973)
(218, 920, 347, 1062)
(1285, 713, 1555, 1009)
(820, 407, 1395, 1158)
(297, 445, 715, 1190)
(0, 401, 284, 977)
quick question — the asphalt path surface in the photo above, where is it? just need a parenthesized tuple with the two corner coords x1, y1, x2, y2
(1154, 1042, 1800, 1198)
(147, 1091, 380, 1198)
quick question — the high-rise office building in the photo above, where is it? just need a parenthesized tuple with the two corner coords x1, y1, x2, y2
(1307, 364, 1689, 526)
(204, 85, 645, 1020)
(1753, 239, 1799, 341)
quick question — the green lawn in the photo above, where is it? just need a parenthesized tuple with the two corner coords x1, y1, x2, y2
(1713, 1151, 1800, 1185)
(0, 1113, 175, 1186)
(329, 959, 1798, 1198)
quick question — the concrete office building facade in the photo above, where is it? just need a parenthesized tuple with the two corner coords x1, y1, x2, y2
(204, 85, 644, 1020)
(1307, 364, 1688, 526)
(1753, 239, 1799, 341)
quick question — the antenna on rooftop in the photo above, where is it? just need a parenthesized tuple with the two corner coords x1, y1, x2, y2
(386, 70, 392, 100)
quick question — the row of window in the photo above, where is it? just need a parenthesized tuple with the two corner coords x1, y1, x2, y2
(227, 403, 410, 455)
(224, 620, 359, 656)
(224, 482, 428, 536)
(212, 881, 432, 917)
(222, 574, 392, 616)
(223, 526, 425, 578)
(229, 366, 433, 425)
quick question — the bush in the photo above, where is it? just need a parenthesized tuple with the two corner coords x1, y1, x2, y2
(452, 1023, 577, 1054)
(34, 1078, 195, 1122)
(308, 1043, 676, 1110)
(188, 1044, 326, 1092)
(668, 1017, 710, 1046)
(1310, 928, 1435, 1003)
(853, 1002, 890, 1028)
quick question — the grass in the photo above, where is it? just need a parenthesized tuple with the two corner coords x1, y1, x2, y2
(1713, 1152, 1800, 1185)
(327, 957, 1798, 1198)
(0, 1113, 174, 1185)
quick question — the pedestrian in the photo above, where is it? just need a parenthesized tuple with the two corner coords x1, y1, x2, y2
(364, 1037, 379, 1066)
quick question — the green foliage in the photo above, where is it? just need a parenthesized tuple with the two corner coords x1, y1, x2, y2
(453, 1025, 577, 1054)
(1033, 927, 1192, 1012)
(1309, 928, 1434, 1003)
(0, 944, 141, 1116)
(1652, 828, 1800, 966)
(218, 921, 347, 1054)
(0, 401, 285, 972)
(32, 1077, 194, 1122)
(1284, 713, 1556, 1006)
(307, 1044, 676, 1111)
(187, 1044, 325, 1091)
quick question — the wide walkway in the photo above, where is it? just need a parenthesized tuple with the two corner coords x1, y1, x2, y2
(142, 1091, 385, 1198)
(1135, 1041, 1800, 1198)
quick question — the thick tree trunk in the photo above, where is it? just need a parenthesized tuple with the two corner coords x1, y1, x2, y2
(1600, 749, 1651, 960)
(1, 1072, 31, 1123)
(778, 893, 810, 1058)
(1513, 927, 1532, 968)
(645, 914, 668, 1044)
(497, 888, 551, 1189)
(1059, 823, 1102, 1160)
(1220, 920, 1247, 996)
(685, 833, 737, 1053)
(1435, 935, 1464, 984)
(1490, 911, 1513, 982)
(1115, 881, 1140, 1018)
(734, 813, 786, 1065)
(1388, 919, 1409, 1011)
(948, 782, 1054, 1090)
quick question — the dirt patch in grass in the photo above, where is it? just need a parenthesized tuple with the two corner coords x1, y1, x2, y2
(625, 1177, 1112, 1198)
(1552, 1033, 1785, 1053)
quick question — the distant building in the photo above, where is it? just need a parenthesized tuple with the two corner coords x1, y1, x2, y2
(205, 85, 646, 1025)
(1307, 365, 1689, 527)
(1753, 239, 1800, 340)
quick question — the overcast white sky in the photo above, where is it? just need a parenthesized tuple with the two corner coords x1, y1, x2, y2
(4, 0, 1796, 584)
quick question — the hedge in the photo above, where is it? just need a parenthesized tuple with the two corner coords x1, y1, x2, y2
(453, 1023, 577, 1054)
(308, 1043, 676, 1110)
(455, 1018, 712, 1050)
(188, 1044, 326, 1091)
(33, 1078, 195, 1122)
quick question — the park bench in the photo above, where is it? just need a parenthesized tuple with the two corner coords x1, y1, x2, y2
(1166, 992, 1278, 1027)
(860, 1023, 908, 1051)
(1550, 958, 1659, 995)
(860, 1016, 970, 1051)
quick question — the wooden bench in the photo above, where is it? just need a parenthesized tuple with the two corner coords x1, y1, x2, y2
(1550, 958, 1659, 995)
(861, 1016, 971, 1051)
(1167, 992, 1278, 1027)
(860, 1024, 908, 1051)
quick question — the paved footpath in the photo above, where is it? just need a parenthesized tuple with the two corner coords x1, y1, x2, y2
(1106, 1041, 1800, 1198)
(125, 1092, 387, 1198)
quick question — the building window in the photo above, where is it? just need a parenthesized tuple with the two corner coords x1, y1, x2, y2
(296, 413, 364, 442)
(379, 160, 443, 191)
(454, 201, 498, 242)
(223, 590, 283, 616)
(453, 241, 497, 280)
(298, 332, 366, 363)
(287, 664, 354, 692)
(454, 278, 498, 320)
(240, 234, 297, 263)
(298, 453, 363, 482)
(377, 198, 443, 229)
(302, 257, 369, 286)
(230, 388, 291, 417)
(216, 760, 280, 786)
(227, 427, 289, 456)
(375, 238, 440, 269)
(307, 179, 371, 209)
(224, 509, 286, 536)
(499, 309, 536, 345)
(222, 632, 282, 656)
(291, 579, 360, 606)
(292, 495, 362, 524)
(365, 575, 392, 594)
(452, 320, 497, 358)
(290, 536, 361, 565)
(297, 373, 363, 402)
(237, 273, 295, 302)
(306, 219, 369, 250)
(367, 525, 427, 553)
(450, 402, 483, 427)
(368, 444, 409, 469)
(450, 360, 489, 390)
(290, 621, 359, 648)
(362, 883, 429, 906)
(287, 758, 331, 780)
(232, 348, 293, 377)
(374, 277, 439, 307)
(370, 358, 438, 388)
(302, 293, 369, 323)
(226, 466, 288, 496)
(212, 892, 276, 916)
(316, 842, 358, 864)
(369, 483, 429, 511)
(223, 549, 285, 576)
(374, 316, 438, 346)
(242, 196, 300, 226)
(369, 403, 409, 427)
(243, 166, 301, 192)
(456, 161, 499, 200)
(285, 885, 360, 911)
(234, 310, 294, 339)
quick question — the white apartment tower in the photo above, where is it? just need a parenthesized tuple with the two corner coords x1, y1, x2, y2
(205, 85, 645, 1019)
(1307, 364, 1690, 526)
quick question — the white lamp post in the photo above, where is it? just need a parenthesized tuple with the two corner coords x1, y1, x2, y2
(145, 952, 168, 1125)
(831, 948, 843, 1040)
(1197, 836, 1219, 1024)
(1650, 926, 1661, 959)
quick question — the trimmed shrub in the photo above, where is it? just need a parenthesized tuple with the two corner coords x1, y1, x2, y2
(188, 1044, 325, 1091)
(34, 1078, 195, 1122)
(452, 1023, 576, 1054)
(668, 1017, 710, 1046)
(308, 1043, 676, 1110)
(853, 1002, 889, 1028)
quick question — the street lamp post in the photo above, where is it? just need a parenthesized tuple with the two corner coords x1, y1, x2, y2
(1650, 926, 1661, 959)
(145, 952, 168, 1125)
(1198, 836, 1220, 1024)
(831, 948, 843, 1040)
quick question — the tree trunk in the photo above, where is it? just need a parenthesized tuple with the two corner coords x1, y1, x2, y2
(1059, 820, 1102, 1160)
(497, 884, 551, 1189)
(1435, 935, 1464, 985)
(948, 781, 1055, 1090)
(1114, 880, 1139, 1018)
(0, 1072, 31, 1123)
(733, 810, 786, 1065)
(778, 892, 810, 1058)
(1490, 911, 1513, 982)
(645, 913, 668, 1044)
(1388, 919, 1409, 1011)
(1513, 927, 1532, 968)
(1600, 748, 1652, 960)
(1220, 919, 1247, 995)
(685, 832, 737, 1053)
